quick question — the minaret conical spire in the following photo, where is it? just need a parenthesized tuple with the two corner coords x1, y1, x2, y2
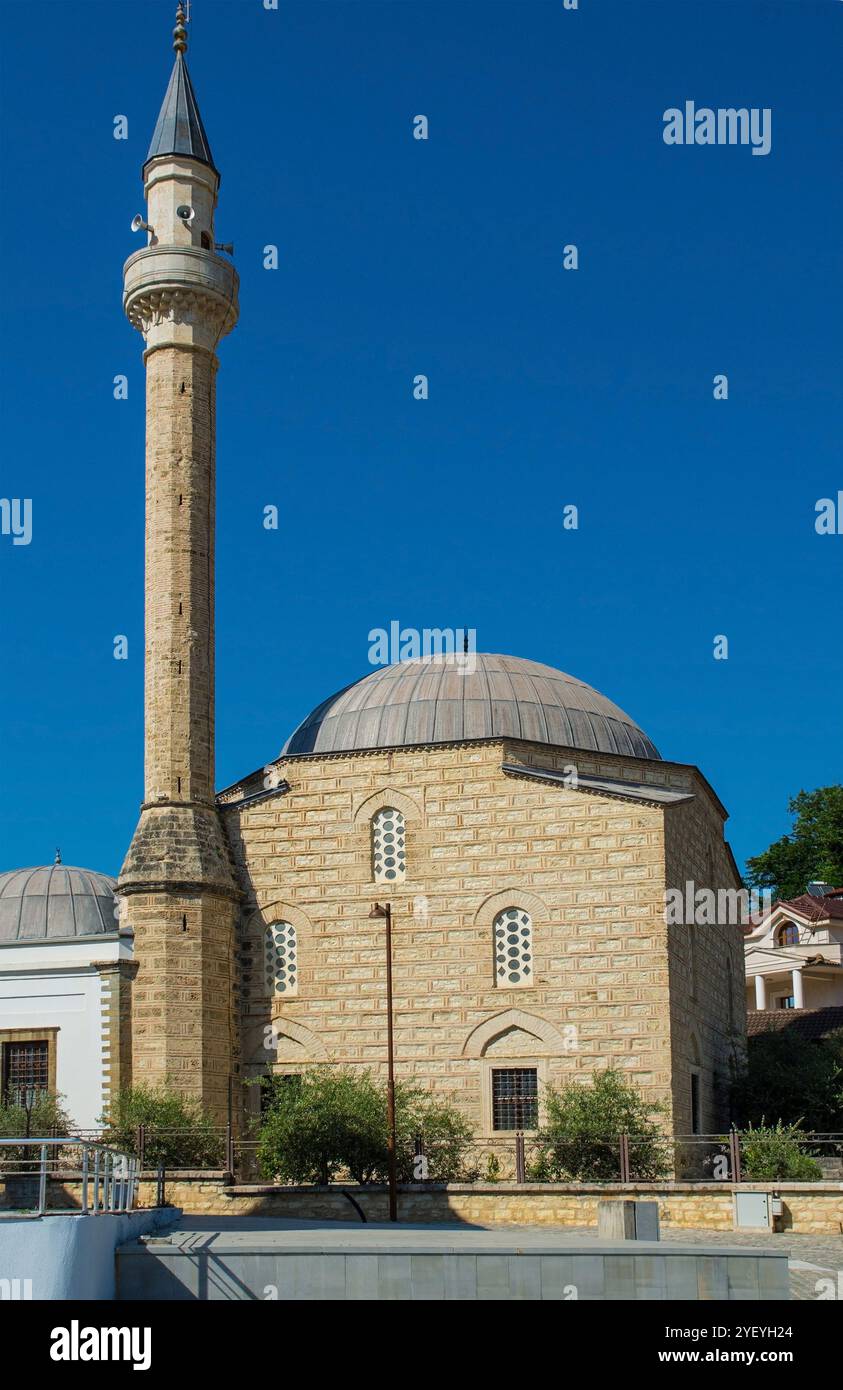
(146, 3, 216, 172)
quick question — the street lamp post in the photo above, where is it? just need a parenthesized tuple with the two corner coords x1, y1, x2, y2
(369, 900, 397, 1222)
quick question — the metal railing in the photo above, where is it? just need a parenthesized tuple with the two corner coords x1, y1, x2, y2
(10, 1127, 839, 1201)
(0, 1137, 140, 1215)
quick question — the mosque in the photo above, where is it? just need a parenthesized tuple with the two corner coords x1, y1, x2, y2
(0, 8, 746, 1140)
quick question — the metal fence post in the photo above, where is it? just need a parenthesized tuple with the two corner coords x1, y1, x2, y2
(81, 1145, 89, 1214)
(515, 1131, 526, 1184)
(619, 1132, 631, 1183)
(137, 1125, 145, 1172)
(225, 1122, 235, 1176)
(729, 1128, 742, 1184)
(157, 1161, 166, 1208)
(38, 1144, 48, 1215)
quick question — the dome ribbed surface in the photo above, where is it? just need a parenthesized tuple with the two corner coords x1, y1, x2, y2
(0, 865, 118, 943)
(281, 654, 660, 760)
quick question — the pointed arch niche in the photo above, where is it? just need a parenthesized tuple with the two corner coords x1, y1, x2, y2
(462, 1008, 566, 1137)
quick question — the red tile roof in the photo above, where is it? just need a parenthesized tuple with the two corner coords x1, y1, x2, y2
(773, 890, 843, 922)
(747, 1007, 843, 1041)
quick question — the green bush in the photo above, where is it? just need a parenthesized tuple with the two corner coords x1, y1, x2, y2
(101, 1084, 224, 1169)
(394, 1086, 477, 1183)
(529, 1068, 671, 1182)
(256, 1067, 475, 1185)
(483, 1153, 502, 1184)
(739, 1122, 823, 1181)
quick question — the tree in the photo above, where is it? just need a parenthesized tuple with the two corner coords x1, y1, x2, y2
(0, 1093, 71, 1172)
(101, 1084, 224, 1169)
(257, 1069, 385, 1185)
(745, 786, 843, 901)
(529, 1069, 671, 1182)
(393, 1085, 477, 1183)
(731, 1030, 843, 1132)
(256, 1067, 475, 1185)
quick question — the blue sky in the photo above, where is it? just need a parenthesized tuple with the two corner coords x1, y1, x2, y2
(0, 0, 841, 878)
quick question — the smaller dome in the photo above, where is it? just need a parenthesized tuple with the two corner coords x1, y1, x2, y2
(0, 864, 118, 943)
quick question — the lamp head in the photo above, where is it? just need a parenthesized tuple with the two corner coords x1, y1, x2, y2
(369, 902, 388, 920)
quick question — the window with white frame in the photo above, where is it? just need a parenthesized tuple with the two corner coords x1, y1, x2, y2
(372, 808, 406, 883)
(265, 921, 298, 996)
(494, 907, 533, 987)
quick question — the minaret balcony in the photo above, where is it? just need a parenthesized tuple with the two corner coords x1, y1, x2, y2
(123, 244, 239, 353)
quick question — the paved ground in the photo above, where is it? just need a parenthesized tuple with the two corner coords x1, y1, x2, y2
(155, 1216, 843, 1300)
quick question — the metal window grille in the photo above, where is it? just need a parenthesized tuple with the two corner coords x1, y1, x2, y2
(372, 808, 406, 883)
(491, 1067, 538, 1131)
(3, 1040, 49, 1105)
(493, 907, 533, 987)
(265, 921, 298, 996)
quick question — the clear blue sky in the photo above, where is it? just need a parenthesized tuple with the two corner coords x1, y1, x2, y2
(0, 0, 840, 878)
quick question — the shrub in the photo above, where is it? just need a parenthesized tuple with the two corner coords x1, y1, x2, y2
(739, 1122, 823, 1181)
(256, 1067, 475, 1184)
(483, 1153, 502, 1184)
(0, 1093, 71, 1172)
(257, 1069, 385, 1184)
(101, 1084, 224, 1169)
(529, 1068, 671, 1182)
(394, 1086, 476, 1183)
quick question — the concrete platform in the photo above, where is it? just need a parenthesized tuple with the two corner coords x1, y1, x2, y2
(116, 1216, 790, 1301)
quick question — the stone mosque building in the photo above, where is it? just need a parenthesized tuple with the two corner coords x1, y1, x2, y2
(0, 9, 746, 1140)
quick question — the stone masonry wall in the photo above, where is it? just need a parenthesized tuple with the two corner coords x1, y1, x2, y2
(14, 1176, 840, 1235)
(222, 738, 738, 1136)
(663, 798, 747, 1134)
(142, 344, 217, 807)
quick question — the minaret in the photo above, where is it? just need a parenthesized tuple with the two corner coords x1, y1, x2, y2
(118, 6, 239, 1121)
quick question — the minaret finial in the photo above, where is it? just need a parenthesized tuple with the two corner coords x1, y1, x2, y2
(173, 3, 188, 55)
(55, 848, 62, 865)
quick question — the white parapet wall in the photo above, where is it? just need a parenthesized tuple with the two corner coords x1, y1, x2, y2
(0, 1209, 179, 1301)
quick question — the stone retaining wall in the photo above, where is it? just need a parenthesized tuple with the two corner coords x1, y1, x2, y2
(4, 1174, 840, 1234)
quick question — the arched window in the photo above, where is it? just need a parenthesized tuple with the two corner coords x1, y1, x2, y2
(776, 921, 799, 947)
(265, 921, 298, 996)
(494, 907, 533, 988)
(372, 808, 406, 883)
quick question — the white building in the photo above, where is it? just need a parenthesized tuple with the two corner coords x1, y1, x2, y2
(0, 863, 133, 1130)
(744, 886, 843, 1015)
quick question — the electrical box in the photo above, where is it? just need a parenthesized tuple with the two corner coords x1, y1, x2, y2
(733, 1191, 772, 1229)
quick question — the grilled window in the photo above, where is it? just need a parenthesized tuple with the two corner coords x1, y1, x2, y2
(494, 907, 533, 987)
(491, 1067, 538, 1131)
(265, 922, 298, 996)
(776, 921, 799, 947)
(2, 1040, 49, 1105)
(372, 808, 406, 883)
